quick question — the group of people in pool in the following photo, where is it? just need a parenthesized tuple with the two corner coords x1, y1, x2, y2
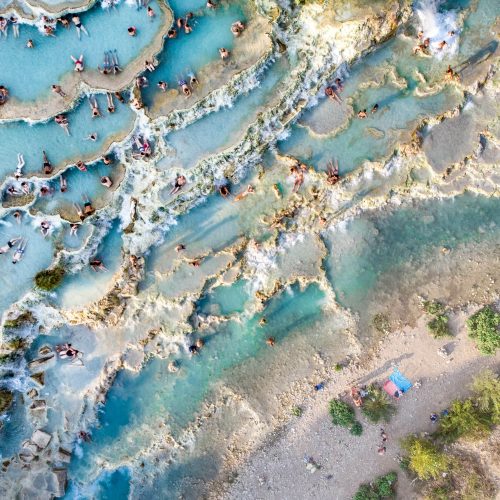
(413, 29, 456, 55)
(0, 236, 27, 264)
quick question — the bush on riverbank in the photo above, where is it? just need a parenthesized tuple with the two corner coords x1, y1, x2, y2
(401, 370, 499, 499)
(423, 300, 451, 338)
(34, 267, 65, 291)
(353, 471, 397, 500)
(329, 399, 363, 435)
(466, 306, 500, 355)
(401, 436, 449, 480)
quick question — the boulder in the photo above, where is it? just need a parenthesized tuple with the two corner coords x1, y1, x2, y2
(30, 400, 47, 411)
(31, 429, 51, 449)
(27, 354, 55, 373)
(56, 448, 71, 464)
(30, 372, 45, 386)
(52, 468, 67, 497)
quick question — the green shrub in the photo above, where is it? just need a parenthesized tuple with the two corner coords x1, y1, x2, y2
(334, 363, 343, 372)
(291, 406, 303, 417)
(350, 421, 363, 436)
(7, 337, 26, 351)
(361, 385, 396, 423)
(3, 311, 35, 330)
(427, 315, 451, 338)
(328, 399, 355, 427)
(466, 306, 500, 355)
(470, 369, 500, 424)
(401, 437, 449, 480)
(353, 471, 397, 499)
(423, 300, 445, 315)
(438, 399, 492, 442)
(34, 267, 65, 291)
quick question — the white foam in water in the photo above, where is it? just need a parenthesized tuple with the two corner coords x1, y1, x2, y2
(415, 0, 459, 59)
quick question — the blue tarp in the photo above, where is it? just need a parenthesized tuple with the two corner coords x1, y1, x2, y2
(389, 368, 412, 393)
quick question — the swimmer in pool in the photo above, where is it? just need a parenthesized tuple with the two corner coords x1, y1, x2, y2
(89, 97, 101, 117)
(219, 47, 230, 60)
(178, 80, 191, 97)
(106, 93, 115, 113)
(111, 50, 122, 73)
(52, 84, 66, 97)
(325, 86, 341, 104)
(72, 16, 89, 39)
(15, 153, 25, 179)
(170, 175, 186, 195)
(60, 175, 67, 192)
(11, 238, 26, 264)
(157, 81, 168, 92)
(71, 54, 84, 72)
(234, 185, 255, 201)
(70, 223, 79, 236)
(100, 176, 113, 188)
(42, 151, 53, 174)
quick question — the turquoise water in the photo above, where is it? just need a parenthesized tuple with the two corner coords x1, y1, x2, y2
(0, 213, 55, 312)
(0, 94, 133, 180)
(55, 220, 123, 309)
(68, 283, 326, 485)
(325, 194, 500, 314)
(0, 0, 498, 497)
(32, 159, 120, 217)
(142, 1, 245, 107)
(279, 33, 464, 173)
(160, 56, 289, 169)
(198, 279, 251, 316)
(0, 1, 165, 102)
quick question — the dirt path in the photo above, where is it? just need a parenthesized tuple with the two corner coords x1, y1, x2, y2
(225, 310, 500, 500)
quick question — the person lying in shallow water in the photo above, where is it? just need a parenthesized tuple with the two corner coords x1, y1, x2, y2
(170, 175, 186, 195)
(71, 54, 84, 72)
(11, 238, 26, 264)
(89, 97, 101, 117)
(325, 86, 341, 104)
(90, 259, 108, 272)
(234, 184, 255, 201)
(42, 151, 53, 174)
(178, 80, 191, 97)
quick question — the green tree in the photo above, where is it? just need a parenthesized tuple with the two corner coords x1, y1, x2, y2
(470, 370, 500, 425)
(438, 399, 491, 442)
(361, 385, 396, 423)
(466, 306, 500, 355)
(401, 437, 449, 480)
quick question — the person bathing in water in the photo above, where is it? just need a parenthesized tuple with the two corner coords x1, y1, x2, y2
(219, 47, 230, 60)
(42, 151, 53, 174)
(170, 175, 186, 195)
(15, 153, 25, 179)
(325, 85, 341, 104)
(11, 238, 27, 264)
(98, 51, 112, 75)
(106, 93, 115, 113)
(231, 21, 245, 36)
(234, 184, 255, 201)
(111, 50, 122, 73)
(71, 16, 89, 39)
(71, 54, 84, 72)
(90, 259, 107, 272)
(178, 79, 191, 97)
(60, 175, 67, 192)
(55, 114, 70, 135)
(89, 97, 101, 117)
